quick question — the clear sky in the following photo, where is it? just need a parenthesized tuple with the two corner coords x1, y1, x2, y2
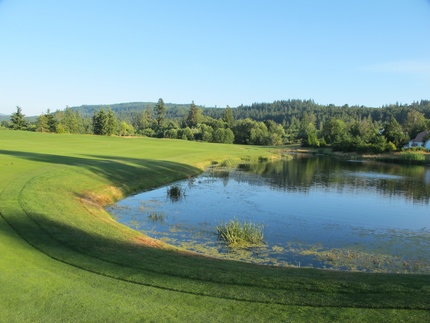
(1, 0, 429, 116)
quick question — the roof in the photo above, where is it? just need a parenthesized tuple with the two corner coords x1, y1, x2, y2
(411, 130, 429, 143)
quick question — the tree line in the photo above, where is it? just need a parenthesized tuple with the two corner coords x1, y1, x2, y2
(3, 99, 430, 152)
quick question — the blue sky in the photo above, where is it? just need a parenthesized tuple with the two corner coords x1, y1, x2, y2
(1, 1, 429, 116)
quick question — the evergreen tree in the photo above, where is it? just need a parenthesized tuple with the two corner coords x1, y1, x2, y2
(154, 98, 166, 127)
(45, 109, 57, 132)
(63, 107, 79, 133)
(223, 105, 235, 128)
(92, 109, 108, 135)
(139, 103, 153, 131)
(10, 106, 27, 130)
(106, 109, 118, 135)
(36, 113, 49, 132)
(185, 101, 201, 128)
(384, 117, 407, 148)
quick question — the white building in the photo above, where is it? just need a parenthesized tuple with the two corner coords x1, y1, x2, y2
(405, 130, 430, 149)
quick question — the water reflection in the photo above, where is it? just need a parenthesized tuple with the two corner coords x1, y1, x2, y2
(216, 156, 430, 203)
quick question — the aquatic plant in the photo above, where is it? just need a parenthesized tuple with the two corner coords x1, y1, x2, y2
(167, 185, 185, 201)
(148, 212, 165, 222)
(220, 159, 234, 168)
(216, 219, 264, 246)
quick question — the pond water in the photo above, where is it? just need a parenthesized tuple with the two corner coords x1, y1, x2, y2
(106, 155, 430, 273)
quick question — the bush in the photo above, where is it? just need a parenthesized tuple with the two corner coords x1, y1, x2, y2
(141, 128, 156, 137)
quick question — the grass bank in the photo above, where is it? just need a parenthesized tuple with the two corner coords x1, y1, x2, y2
(0, 131, 429, 321)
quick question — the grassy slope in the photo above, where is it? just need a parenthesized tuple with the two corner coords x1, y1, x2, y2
(0, 131, 429, 322)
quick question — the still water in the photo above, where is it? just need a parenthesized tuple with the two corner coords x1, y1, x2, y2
(107, 155, 430, 273)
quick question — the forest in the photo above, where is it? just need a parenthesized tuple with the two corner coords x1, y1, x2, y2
(3, 99, 430, 153)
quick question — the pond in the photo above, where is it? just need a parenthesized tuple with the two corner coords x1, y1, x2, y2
(106, 155, 430, 273)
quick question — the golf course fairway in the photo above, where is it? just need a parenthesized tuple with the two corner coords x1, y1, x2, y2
(1, 131, 429, 322)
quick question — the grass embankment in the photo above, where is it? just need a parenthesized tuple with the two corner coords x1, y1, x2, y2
(0, 131, 429, 322)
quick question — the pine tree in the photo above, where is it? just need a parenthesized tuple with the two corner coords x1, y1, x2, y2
(63, 107, 79, 133)
(45, 109, 57, 132)
(10, 106, 27, 130)
(154, 98, 166, 127)
(106, 109, 117, 135)
(186, 101, 201, 128)
(36, 113, 49, 132)
(92, 109, 108, 135)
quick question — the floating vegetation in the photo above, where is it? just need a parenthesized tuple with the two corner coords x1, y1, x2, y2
(300, 247, 430, 273)
(271, 245, 284, 253)
(216, 219, 264, 247)
(147, 212, 165, 222)
(166, 185, 185, 202)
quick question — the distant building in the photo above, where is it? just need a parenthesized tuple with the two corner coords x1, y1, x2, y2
(405, 130, 430, 149)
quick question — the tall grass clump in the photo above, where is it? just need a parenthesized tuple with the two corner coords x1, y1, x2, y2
(167, 185, 185, 201)
(216, 219, 264, 246)
(400, 151, 426, 163)
(220, 159, 235, 168)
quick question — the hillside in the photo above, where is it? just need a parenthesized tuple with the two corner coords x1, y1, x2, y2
(69, 99, 430, 127)
(71, 101, 225, 121)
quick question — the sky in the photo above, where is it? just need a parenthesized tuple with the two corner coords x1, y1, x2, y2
(0, 0, 430, 116)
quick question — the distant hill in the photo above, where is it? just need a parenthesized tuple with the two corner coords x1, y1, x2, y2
(70, 102, 225, 122)
(0, 114, 10, 122)
(69, 99, 430, 126)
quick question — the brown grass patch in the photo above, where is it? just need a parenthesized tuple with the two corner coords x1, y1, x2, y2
(81, 186, 124, 206)
(132, 235, 172, 249)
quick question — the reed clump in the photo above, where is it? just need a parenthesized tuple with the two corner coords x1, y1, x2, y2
(216, 219, 264, 246)
(167, 185, 185, 201)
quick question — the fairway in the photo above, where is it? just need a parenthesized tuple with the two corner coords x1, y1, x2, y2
(1, 131, 429, 322)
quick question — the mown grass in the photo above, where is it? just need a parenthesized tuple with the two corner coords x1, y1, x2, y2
(0, 130, 429, 321)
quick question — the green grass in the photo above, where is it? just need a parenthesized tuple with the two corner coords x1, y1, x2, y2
(0, 130, 429, 322)
(401, 151, 426, 161)
(217, 219, 264, 246)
